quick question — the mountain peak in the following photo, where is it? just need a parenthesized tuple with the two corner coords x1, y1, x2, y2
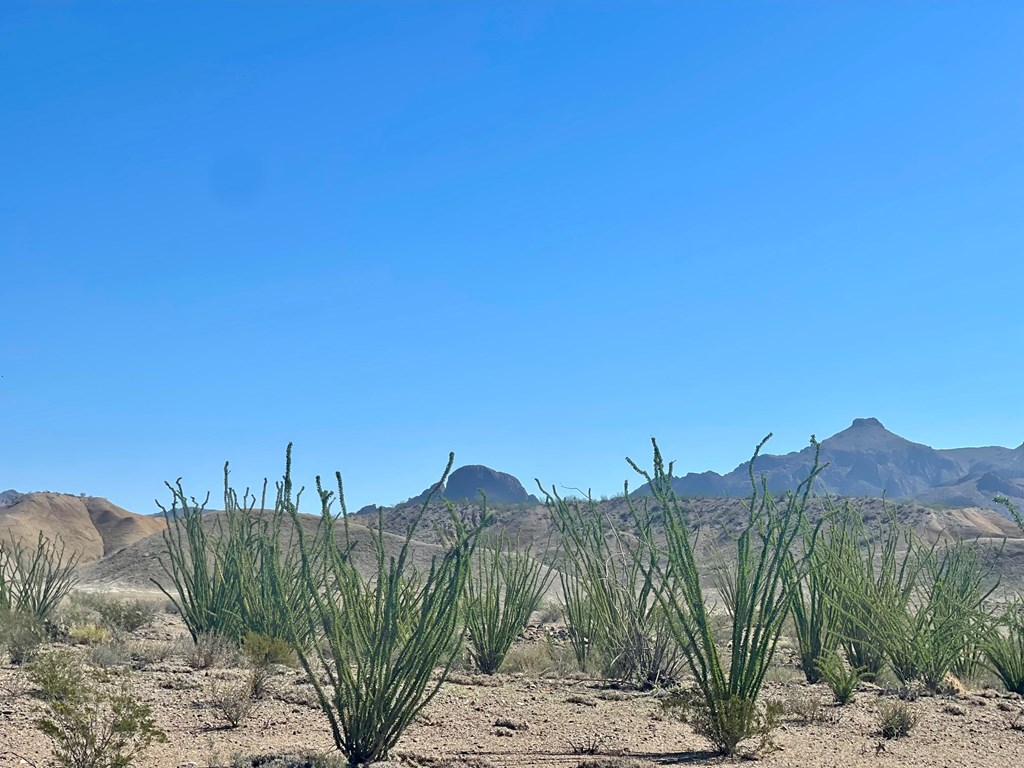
(850, 417, 885, 429)
(443, 465, 535, 504)
(399, 464, 537, 507)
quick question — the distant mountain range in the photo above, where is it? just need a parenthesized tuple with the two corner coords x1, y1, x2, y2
(5, 418, 1023, 563)
(632, 418, 1024, 512)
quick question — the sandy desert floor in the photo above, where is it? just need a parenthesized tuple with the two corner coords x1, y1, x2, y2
(2, 611, 1023, 768)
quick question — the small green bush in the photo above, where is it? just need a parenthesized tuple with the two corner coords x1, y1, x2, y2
(817, 651, 865, 705)
(97, 598, 157, 634)
(68, 622, 111, 645)
(29, 649, 166, 767)
(660, 686, 784, 756)
(243, 631, 296, 668)
(90, 642, 132, 670)
(229, 754, 346, 768)
(783, 689, 827, 724)
(877, 700, 919, 739)
(0, 609, 48, 664)
(63, 593, 157, 634)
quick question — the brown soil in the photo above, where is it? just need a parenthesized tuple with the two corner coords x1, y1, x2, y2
(2, 608, 1022, 768)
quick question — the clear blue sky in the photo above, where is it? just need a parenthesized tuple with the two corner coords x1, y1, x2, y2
(2, 2, 1022, 514)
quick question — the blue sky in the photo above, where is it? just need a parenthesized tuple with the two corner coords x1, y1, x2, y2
(2, 2, 1023, 513)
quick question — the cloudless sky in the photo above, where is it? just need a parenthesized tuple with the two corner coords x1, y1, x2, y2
(2, 2, 1023, 514)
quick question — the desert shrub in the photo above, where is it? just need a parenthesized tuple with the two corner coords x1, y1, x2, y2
(0, 609, 48, 664)
(208, 676, 261, 728)
(29, 648, 166, 767)
(182, 632, 240, 670)
(243, 631, 297, 668)
(464, 534, 554, 674)
(0, 532, 79, 622)
(125, 639, 175, 669)
(64, 593, 158, 635)
(229, 754, 347, 768)
(501, 634, 576, 678)
(876, 699, 919, 739)
(277, 451, 488, 766)
(634, 435, 823, 755)
(536, 600, 564, 625)
(541, 487, 682, 687)
(97, 598, 157, 634)
(816, 650, 864, 705)
(660, 686, 785, 757)
(90, 642, 132, 669)
(783, 689, 829, 724)
(567, 733, 608, 755)
(985, 601, 1024, 695)
(69, 622, 112, 645)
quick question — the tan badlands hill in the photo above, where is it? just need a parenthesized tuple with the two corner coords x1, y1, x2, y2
(4, 487, 1021, 591)
(0, 492, 165, 563)
(77, 509, 561, 593)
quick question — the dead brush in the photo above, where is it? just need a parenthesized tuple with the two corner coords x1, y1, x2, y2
(567, 733, 608, 755)
(783, 689, 834, 725)
(207, 675, 261, 728)
(181, 632, 240, 670)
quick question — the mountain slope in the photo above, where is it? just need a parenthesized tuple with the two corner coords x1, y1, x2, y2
(637, 418, 1024, 513)
(0, 492, 165, 562)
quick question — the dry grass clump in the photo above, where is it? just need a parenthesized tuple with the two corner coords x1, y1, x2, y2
(877, 699, 920, 739)
(180, 632, 241, 670)
(208, 674, 262, 728)
(63, 592, 159, 635)
(227, 753, 347, 768)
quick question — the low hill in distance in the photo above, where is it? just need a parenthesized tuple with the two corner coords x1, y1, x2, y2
(0, 491, 165, 563)
(394, 464, 539, 508)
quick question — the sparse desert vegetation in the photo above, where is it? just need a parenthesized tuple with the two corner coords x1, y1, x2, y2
(2, 441, 1024, 768)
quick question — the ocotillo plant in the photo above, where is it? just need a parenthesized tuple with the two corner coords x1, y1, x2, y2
(876, 537, 997, 691)
(985, 600, 1024, 695)
(154, 482, 238, 641)
(541, 486, 682, 687)
(634, 435, 823, 755)
(782, 511, 839, 684)
(821, 502, 918, 682)
(154, 445, 322, 646)
(995, 496, 1024, 534)
(279, 453, 488, 766)
(0, 532, 79, 622)
(464, 532, 555, 674)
